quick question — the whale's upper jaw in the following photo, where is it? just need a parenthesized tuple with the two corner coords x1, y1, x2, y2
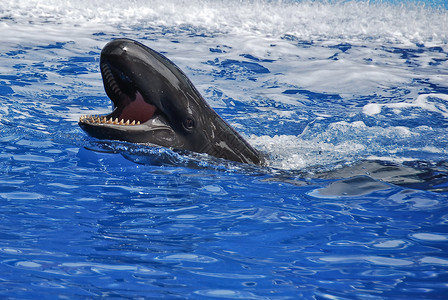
(79, 42, 169, 132)
(78, 39, 184, 146)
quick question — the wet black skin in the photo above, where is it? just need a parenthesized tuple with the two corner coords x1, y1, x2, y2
(79, 38, 264, 165)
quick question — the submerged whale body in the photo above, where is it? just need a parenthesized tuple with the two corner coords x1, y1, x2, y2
(79, 38, 263, 165)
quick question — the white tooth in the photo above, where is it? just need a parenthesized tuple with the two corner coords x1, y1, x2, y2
(119, 119, 124, 125)
(137, 121, 141, 125)
(125, 120, 130, 125)
(113, 118, 119, 125)
(131, 120, 135, 125)
(107, 117, 113, 124)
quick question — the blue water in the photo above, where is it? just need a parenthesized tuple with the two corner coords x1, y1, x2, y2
(1, 0, 448, 299)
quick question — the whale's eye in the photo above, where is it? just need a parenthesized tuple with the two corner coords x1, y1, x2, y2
(183, 117, 195, 130)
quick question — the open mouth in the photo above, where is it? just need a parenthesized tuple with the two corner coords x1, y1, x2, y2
(79, 62, 158, 127)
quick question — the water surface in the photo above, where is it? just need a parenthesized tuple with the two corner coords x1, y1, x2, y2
(0, 0, 448, 298)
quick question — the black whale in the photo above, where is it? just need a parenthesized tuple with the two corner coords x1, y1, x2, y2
(79, 38, 263, 165)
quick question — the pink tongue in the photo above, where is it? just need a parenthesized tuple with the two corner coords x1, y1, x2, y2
(119, 91, 157, 123)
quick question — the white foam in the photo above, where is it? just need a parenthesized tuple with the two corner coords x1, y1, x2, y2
(248, 115, 448, 170)
(250, 134, 366, 169)
(363, 94, 448, 117)
(1, 0, 447, 44)
(1, 0, 446, 99)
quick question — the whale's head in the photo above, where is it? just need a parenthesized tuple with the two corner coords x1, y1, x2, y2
(79, 39, 263, 165)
